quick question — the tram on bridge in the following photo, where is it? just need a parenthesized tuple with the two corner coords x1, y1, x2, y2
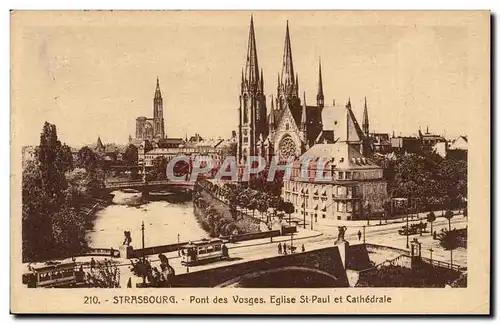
(22, 260, 85, 288)
(180, 238, 229, 266)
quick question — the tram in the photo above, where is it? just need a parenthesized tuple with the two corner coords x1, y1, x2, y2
(180, 238, 229, 266)
(22, 260, 84, 288)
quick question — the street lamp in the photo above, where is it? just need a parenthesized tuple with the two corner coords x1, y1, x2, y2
(429, 248, 434, 265)
(141, 220, 146, 285)
(406, 197, 410, 249)
(177, 234, 180, 256)
(302, 189, 307, 230)
(362, 225, 366, 244)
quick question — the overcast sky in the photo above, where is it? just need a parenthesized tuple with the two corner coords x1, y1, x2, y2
(12, 11, 488, 147)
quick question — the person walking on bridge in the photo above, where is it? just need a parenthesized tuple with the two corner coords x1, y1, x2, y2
(277, 242, 282, 255)
(282, 242, 287, 255)
(357, 230, 362, 241)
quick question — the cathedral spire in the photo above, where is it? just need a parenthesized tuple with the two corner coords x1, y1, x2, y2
(301, 91, 307, 128)
(154, 77, 162, 99)
(281, 20, 295, 87)
(244, 15, 259, 88)
(346, 97, 352, 109)
(317, 58, 324, 108)
(260, 68, 264, 93)
(362, 97, 369, 136)
(269, 94, 275, 128)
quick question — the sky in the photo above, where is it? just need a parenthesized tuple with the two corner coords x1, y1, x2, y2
(11, 11, 488, 147)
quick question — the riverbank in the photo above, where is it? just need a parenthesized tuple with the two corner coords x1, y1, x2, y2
(193, 181, 264, 237)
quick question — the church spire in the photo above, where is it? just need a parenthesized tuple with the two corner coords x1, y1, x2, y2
(362, 97, 369, 136)
(269, 95, 275, 128)
(260, 68, 264, 93)
(317, 58, 324, 108)
(281, 20, 295, 88)
(301, 91, 307, 128)
(346, 97, 352, 109)
(244, 15, 259, 89)
(154, 77, 162, 99)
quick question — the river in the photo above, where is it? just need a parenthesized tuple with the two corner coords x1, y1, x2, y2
(86, 191, 209, 249)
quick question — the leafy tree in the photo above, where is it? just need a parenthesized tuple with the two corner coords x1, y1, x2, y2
(437, 228, 461, 267)
(426, 211, 436, 236)
(76, 146, 98, 173)
(444, 210, 454, 231)
(123, 144, 138, 166)
(85, 259, 121, 288)
(22, 160, 54, 262)
(151, 156, 168, 179)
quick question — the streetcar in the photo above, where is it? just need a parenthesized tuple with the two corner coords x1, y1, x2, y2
(180, 238, 229, 266)
(22, 260, 84, 288)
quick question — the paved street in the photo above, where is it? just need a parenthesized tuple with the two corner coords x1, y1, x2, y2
(23, 210, 466, 288)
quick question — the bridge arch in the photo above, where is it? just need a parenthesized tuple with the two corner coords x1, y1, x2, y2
(215, 266, 339, 288)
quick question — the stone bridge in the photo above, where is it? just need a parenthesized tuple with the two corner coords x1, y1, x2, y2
(104, 179, 195, 193)
(173, 245, 351, 288)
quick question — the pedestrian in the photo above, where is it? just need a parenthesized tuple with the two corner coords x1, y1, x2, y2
(357, 230, 362, 241)
(283, 242, 287, 255)
(127, 277, 132, 288)
(301, 244, 305, 253)
(90, 258, 96, 270)
(433, 230, 437, 240)
(277, 242, 282, 255)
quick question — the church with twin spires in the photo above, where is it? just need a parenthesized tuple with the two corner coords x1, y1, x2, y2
(237, 17, 373, 164)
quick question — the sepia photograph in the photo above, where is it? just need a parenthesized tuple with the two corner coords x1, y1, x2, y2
(10, 10, 490, 314)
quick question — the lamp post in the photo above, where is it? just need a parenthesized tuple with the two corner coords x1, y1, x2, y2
(141, 221, 146, 285)
(363, 225, 366, 244)
(302, 189, 307, 230)
(429, 248, 434, 265)
(177, 234, 180, 256)
(406, 197, 410, 249)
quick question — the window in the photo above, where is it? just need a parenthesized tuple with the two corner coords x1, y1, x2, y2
(286, 123, 289, 130)
(337, 216, 341, 220)
(347, 202, 352, 212)
(322, 214, 326, 219)
(243, 137, 248, 144)
(338, 171, 344, 180)
(345, 172, 351, 180)
(347, 216, 351, 220)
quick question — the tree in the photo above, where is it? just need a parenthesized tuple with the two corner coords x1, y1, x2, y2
(76, 146, 98, 173)
(444, 210, 454, 231)
(282, 201, 295, 224)
(426, 211, 436, 236)
(123, 144, 138, 166)
(85, 259, 121, 288)
(152, 156, 168, 179)
(437, 228, 461, 268)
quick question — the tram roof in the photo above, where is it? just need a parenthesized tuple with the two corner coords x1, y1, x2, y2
(183, 238, 225, 247)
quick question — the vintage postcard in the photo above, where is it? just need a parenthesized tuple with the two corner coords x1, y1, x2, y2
(10, 10, 490, 314)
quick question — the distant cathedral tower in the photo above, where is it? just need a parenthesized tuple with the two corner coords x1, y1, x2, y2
(135, 78, 165, 141)
(153, 77, 165, 139)
(237, 16, 267, 163)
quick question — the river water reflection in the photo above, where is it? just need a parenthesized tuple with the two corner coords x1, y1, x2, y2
(86, 192, 209, 249)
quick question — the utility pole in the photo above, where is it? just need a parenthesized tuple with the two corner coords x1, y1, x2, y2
(141, 221, 146, 285)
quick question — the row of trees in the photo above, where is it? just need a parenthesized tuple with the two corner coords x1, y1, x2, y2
(202, 180, 295, 223)
(373, 148, 467, 213)
(193, 190, 240, 237)
(22, 122, 106, 262)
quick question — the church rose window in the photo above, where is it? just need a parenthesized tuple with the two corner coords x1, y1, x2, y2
(279, 136, 296, 159)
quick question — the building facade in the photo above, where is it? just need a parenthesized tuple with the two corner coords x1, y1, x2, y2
(281, 105, 388, 222)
